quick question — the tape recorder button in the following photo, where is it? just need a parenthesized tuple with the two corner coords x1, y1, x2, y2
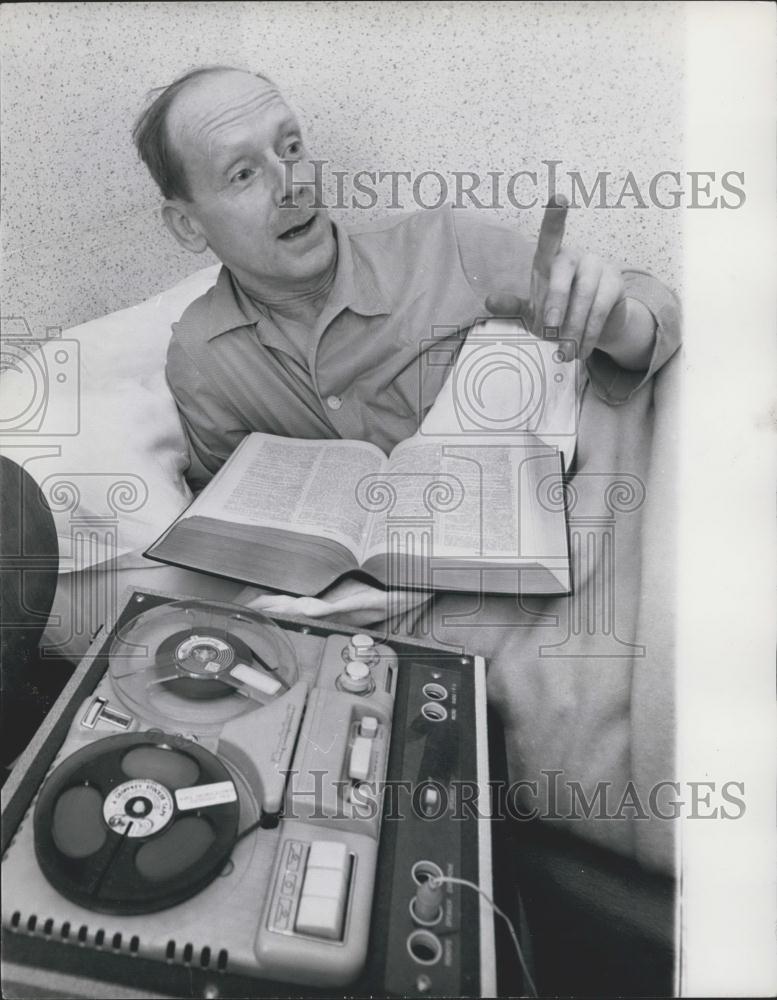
(307, 840, 348, 871)
(295, 894, 344, 940)
(348, 736, 373, 782)
(296, 843, 350, 940)
(301, 866, 344, 899)
(360, 715, 379, 738)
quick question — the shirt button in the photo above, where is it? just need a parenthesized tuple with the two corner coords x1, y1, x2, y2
(326, 395, 343, 411)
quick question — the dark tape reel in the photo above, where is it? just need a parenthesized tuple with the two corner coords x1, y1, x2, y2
(33, 732, 239, 915)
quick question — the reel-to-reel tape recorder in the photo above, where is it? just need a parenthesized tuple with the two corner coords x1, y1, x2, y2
(2, 589, 496, 998)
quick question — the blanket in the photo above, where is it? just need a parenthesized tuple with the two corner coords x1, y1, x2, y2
(407, 351, 680, 875)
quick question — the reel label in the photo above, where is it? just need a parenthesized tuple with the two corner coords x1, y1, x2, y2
(103, 779, 174, 837)
(175, 780, 238, 811)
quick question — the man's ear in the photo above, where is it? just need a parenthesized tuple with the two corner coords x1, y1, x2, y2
(161, 200, 209, 254)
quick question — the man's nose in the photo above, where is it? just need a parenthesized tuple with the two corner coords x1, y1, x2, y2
(270, 152, 316, 209)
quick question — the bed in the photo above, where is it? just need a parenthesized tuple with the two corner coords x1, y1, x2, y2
(3, 264, 679, 881)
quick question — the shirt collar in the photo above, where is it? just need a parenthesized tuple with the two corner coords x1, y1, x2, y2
(328, 219, 391, 320)
(204, 219, 391, 343)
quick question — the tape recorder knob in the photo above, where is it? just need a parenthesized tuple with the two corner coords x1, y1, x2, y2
(347, 634, 377, 663)
(340, 658, 372, 694)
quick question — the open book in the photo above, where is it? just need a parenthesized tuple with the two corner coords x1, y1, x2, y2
(147, 319, 578, 596)
(145, 431, 570, 596)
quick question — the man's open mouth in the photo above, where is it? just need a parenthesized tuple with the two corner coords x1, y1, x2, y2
(278, 215, 316, 241)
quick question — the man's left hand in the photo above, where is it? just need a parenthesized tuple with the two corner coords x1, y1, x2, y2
(239, 578, 432, 628)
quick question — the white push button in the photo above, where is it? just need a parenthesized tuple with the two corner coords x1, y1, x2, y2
(360, 715, 379, 738)
(349, 736, 372, 781)
(301, 866, 345, 899)
(326, 394, 343, 410)
(295, 840, 351, 939)
(307, 840, 348, 872)
(295, 894, 344, 939)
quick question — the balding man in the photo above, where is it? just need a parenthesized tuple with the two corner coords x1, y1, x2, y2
(133, 66, 680, 619)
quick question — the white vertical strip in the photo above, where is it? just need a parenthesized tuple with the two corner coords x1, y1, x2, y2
(472, 654, 497, 997)
(680, 3, 777, 996)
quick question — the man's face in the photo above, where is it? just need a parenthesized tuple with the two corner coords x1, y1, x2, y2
(167, 71, 335, 296)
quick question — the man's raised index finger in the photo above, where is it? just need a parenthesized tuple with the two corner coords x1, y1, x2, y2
(535, 194, 569, 266)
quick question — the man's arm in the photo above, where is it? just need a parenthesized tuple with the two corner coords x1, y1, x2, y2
(586, 267, 681, 403)
(453, 198, 681, 400)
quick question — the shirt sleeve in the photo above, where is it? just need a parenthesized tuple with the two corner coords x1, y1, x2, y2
(165, 331, 250, 492)
(452, 209, 682, 403)
(586, 269, 682, 404)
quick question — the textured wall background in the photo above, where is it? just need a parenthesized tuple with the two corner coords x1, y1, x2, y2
(1, 1, 684, 336)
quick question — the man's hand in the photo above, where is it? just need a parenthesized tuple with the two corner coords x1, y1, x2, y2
(238, 578, 432, 628)
(486, 196, 656, 371)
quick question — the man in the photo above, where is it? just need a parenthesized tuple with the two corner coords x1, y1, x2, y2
(134, 67, 683, 904)
(133, 65, 680, 622)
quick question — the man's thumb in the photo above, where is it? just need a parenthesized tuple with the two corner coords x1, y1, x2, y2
(485, 291, 533, 322)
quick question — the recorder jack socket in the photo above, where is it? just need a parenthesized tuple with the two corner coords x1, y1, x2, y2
(407, 929, 443, 966)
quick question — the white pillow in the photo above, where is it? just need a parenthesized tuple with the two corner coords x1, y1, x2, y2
(75, 265, 220, 384)
(1, 264, 219, 571)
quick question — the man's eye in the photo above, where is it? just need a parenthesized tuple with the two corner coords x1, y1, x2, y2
(284, 140, 303, 158)
(231, 168, 255, 184)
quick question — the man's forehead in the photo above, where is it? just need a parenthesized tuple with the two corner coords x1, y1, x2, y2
(169, 71, 293, 154)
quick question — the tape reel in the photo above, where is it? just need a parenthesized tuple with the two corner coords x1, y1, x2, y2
(108, 600, 299, 729)
(33, 733, 240, 915)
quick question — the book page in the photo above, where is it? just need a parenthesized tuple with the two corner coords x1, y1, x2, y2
(185, 434, 386, 558)
(362, 437, 564, 564)
(360, 320, 573, 573)
(437, 445, 517, 557)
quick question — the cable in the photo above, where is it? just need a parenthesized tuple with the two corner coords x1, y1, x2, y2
(429, 875, 538, 999)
